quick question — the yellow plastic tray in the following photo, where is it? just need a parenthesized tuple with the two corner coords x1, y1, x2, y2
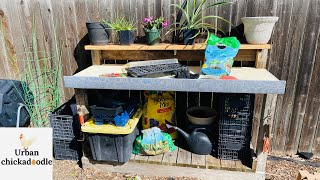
(81, 108, 142, 134)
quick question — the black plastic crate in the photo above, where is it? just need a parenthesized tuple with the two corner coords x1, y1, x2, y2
(219, 116, 251, 125)
(219, 123, 250, 137)
(218, 94, 254, 136)
(87, 127, 138, 163)
(217, 94, 254, 161)
(53, 139, 82, 161)
(50, 99, 79, 140)
(220, 94, 254, 120)
(218, 145, 250, 160)
(218, 135, 251, 160)
(51, 114, 75, 140)
(218, 135, 248, 150)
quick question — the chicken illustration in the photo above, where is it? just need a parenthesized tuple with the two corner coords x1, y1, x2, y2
(20, 134, 35, 150)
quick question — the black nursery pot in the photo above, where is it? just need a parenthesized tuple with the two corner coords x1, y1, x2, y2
(183, 29, 197, 45)
(118, 30, 134, 45)
(86, 22, 110, 45)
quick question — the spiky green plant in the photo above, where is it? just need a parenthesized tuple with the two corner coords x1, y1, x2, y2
(0, 18, 63, 127)
(101, 13, 137, 31)
(167, 0, 233, 42)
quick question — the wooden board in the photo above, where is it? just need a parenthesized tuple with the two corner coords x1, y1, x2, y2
(130, 153, 136, 162)
(64, 65, 286, 94)
(85, 43, 271, 51)
(147, 154, 164, 164)
(176, 148, 192, 167)
(288, 0, 320, 155)
(82, 158, 265, 180)
(206, 155, 221, 169)
(271, 0, 311, 155)
(101, 49, 256, 62)
(134, 154, 149, 163)
(191, 153, 206, 168)
(162, 148, 178, 166)
(220, 159, 237, 171)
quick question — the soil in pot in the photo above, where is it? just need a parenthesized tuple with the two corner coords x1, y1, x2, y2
(118, 30, 134, 45)
(144, 29, 160, 45)
(183, 29, 197, 45)
(86, 22, 110, 45)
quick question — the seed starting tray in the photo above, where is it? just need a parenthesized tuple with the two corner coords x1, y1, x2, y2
(125, 63, 187, 77)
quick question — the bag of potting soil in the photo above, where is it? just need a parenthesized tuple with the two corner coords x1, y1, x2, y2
(132, 127, 176, 155)
(142, 91, 178, 139)
(201, 34, 240, 77)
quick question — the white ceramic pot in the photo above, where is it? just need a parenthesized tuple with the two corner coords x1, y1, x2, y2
(241, 17, 279, 44)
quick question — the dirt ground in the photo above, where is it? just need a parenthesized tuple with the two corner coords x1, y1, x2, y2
(53, 156, 319, 180)
(53, 160, 198, 180)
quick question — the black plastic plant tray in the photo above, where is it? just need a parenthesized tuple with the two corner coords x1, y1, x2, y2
(125, 63, 186, 77)
(90, 105, 123, 121)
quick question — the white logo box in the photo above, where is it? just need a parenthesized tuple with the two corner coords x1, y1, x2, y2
(0, 128, 52, 180)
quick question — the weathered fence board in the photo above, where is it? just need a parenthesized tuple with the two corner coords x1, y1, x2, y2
(271, 0, 311, 155)
(286, 0, 320, 155)
(0, 0, 319, 157)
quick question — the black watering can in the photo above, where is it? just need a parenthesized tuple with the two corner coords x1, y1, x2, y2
(166, 124, 212, 155)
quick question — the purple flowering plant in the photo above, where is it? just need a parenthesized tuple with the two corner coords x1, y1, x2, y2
(142, 16, 168, 31)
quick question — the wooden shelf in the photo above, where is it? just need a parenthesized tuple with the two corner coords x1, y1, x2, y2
(85, 43, 271, 51)
(64, 65, 286, 94)
(131, 147, 255, 172)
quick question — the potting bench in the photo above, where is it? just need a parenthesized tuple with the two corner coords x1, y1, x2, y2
(64, 43, 286, 180)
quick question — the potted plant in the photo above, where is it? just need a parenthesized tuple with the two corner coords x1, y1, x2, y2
(86, 22, 110, 45)
(168, 0, 232, 45)
(142, 17, 168, 45)
(241, 17, 279, 44)
(102, 14, 137, 45)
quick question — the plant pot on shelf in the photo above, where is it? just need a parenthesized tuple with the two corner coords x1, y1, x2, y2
(118, 30, 134, 45)
(241, 17, 279, 45)
(186, 106, 217, 125)
(183, 29, 197, 45)
(144, 29, 160, 45)
(86, 22, 110, 45)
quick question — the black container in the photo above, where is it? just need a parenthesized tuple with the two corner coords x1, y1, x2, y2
(118, 30, 134, 45)
(87, 127, 138, 163)
(217, 94, 254, 161)
(86, 22, 109, 45)
(183, 29, 197, 45)
(50, 99, 79, 140)
(53, 138, 82, 161)
(0, 79, 31, 127)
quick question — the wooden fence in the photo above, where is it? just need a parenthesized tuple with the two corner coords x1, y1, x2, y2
(0, 0, 319, 157)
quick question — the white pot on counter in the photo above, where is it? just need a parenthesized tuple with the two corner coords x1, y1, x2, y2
(241, 17, 279, 44)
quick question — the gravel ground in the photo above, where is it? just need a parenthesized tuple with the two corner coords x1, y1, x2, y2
(53, 156, 319, 180)
(266, 155, 319, 180)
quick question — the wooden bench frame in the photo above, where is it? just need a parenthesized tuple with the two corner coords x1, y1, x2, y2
(71, 43, 280, 178)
